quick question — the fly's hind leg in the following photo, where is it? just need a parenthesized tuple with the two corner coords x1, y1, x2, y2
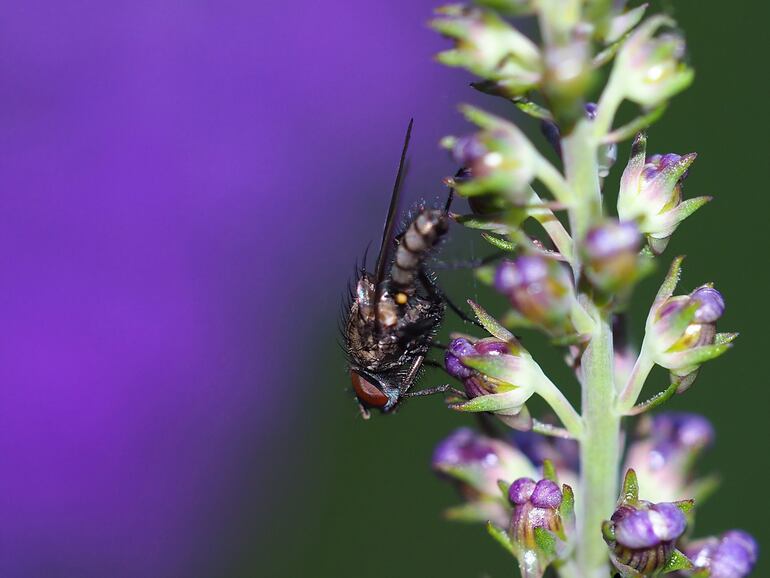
(398, 355, 465, 399)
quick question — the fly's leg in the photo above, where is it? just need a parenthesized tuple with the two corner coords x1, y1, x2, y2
(398, 355, 465, 399)
(398, 354, 425, 396)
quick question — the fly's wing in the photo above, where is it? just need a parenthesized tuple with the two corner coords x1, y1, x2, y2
(373, 118, 413, 327)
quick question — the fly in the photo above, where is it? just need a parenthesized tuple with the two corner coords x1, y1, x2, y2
(342, 119, 460, 418)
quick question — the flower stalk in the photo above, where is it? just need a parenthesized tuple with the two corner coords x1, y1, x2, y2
(359, 3, 757, 577)
(578, 312, 620, 578)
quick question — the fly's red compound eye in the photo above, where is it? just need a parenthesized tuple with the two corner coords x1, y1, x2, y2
(351, 371, 388, 408)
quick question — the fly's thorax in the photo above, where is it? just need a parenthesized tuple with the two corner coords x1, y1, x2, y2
(346, 275, 410, 371)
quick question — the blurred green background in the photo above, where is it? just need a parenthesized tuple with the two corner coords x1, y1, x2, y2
(254, 2, 769, 576)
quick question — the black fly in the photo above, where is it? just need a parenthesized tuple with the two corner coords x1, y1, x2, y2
(342, 119, 458, 418)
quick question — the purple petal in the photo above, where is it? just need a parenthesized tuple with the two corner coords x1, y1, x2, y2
(530, 479, 562, 509)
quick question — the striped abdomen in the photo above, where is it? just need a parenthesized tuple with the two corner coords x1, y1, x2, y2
(390, 208, 448, 294)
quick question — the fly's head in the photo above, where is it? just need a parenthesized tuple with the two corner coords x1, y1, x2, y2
(349, 367, 401, 418)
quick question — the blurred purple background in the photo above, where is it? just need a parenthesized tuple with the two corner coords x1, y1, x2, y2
(0, 1, 464, 576)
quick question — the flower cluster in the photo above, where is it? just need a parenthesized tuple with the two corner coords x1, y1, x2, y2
(348, 1, 758, 577)
(433, 413, 756, 576)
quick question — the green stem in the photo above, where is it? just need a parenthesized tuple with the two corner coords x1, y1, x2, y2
(594, 72, 624, 139)
(535, 155, 573, 205)
(561, 119, 602, 252)
(527, 188, 574, 262)
(533, 366, 583, 439)
(562, 116, 620, 578)
(617, 340, 655, 411)
(577, 314, 620, 578)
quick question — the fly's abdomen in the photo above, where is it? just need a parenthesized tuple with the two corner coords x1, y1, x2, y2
(390, 208, 448, 294)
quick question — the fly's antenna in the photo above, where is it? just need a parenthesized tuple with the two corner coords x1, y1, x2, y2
(373, 118, 413, 330)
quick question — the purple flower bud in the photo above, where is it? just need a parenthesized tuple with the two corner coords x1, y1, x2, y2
(648, 284, 732, 385)
(444, 335, 536, 426)
(444, 337, 519, 400)
(530, 479, 563, 509)
(445, 338, 477, 380)
(452, 135, 490, 169)
(647, 412, 714, 462)
(433, 427, 500, 471)
(618, 132, 708, 255)
(643, 153, 688, 183)
(441, 107, 540, 202)
(613, 502, 686, 549)
(508, 477, 537, 505)
(690, 286, 725, 323)
(495, 256, 576, 333)
(507, 475, 571, 577)
(605, 499, 688, 575)
(583, 220, 643, 293)
(625, 413, 715, 502)
(686, 530, 759, 578)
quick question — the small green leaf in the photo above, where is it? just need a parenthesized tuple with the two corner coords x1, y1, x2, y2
(560, 484, 575, 519)
(468, 300, 517, 341)
(671, 196, 712, 225)
(621, 469, 639, 505)
(498, 479, 511, 499)
(542, 459, 558, 483)
(674, 499, 695, 514)
(663, 549, 693, 573)
(653, 256, 685, 307)
(606, 3, 649, 43)
(534, 527, 557, 558)
(511, 97, 553, 121)
(626, 381, 678, 416)
(487, 522, 517, 557)
(481, 233, 518, 252)
(595, 39, 620, 67)
(601, 520, 615, 542)
(445, 502, 505, 523)
(674, 342, 733, 367)
(449, 391, 521, 413)
(475, 0, 534, 15)
(453, 213, 512, 233)
(460, 104, 502, 129)
(715, 332, 739, 345)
